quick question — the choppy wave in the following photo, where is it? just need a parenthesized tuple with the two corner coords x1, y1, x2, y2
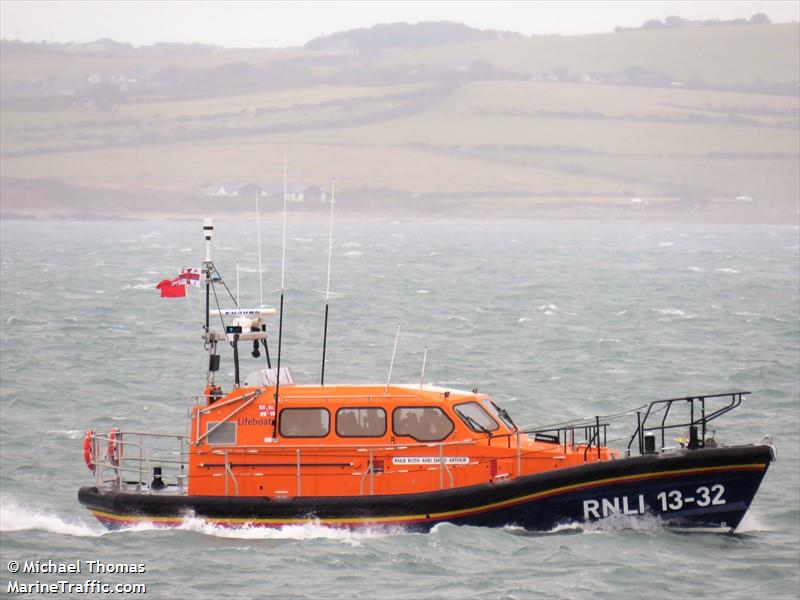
(652, 308, 686, 317)
(0, 500, 398, 545)
(46, 429, 84, 440)
(0, 500, 103, 537)
(562, 513, 665, 534)
(172, 517, 398, 544)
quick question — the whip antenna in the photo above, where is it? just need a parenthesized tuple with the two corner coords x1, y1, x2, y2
(419, 346, 428, 390)
(320, 179, 335, 385)
(386, 324, 400, 393)
(255, 190, 264, 307)
(271, 154, 288, 440)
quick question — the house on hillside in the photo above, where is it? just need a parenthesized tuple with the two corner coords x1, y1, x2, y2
(204, 182, 327, 203)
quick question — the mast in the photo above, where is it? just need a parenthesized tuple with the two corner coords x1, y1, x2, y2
(271, 154, 288, 440)
(203, 218, 213, 335)
(203, 218, 216, 387)
(320, 179, 335, 385)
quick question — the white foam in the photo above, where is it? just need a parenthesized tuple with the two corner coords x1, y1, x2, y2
(715, 268, 740, 274)
(343, 251, 363, 258)
(173, 516, 396, 545)
(735, 511, 771, 533)
(687, 266, 705, 272)
(0, 498, 401, 543)
(659, 242, 675, 247)
(652, 308, 686, 317)
(539, 514, 666, 535)
(0, 500, 103, 537)
(46, 429, 84, 440)
(518, 317, 531, 323)
(417, 289, 430, 294)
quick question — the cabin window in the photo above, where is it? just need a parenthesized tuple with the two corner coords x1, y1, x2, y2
(279, 408, 330, 438)
(336, 407, 387, 437)
(392, 407, 454, 442)
(454, 402, 499, 433)
(206, 421, 236, 445)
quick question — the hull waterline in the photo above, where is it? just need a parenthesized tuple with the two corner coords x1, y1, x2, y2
(79, 444, 773, 533)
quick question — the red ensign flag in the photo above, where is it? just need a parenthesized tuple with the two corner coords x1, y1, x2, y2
(156, 278, 186, 298)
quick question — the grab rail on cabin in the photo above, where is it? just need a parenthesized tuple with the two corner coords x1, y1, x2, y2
(626, 391, 749, 454)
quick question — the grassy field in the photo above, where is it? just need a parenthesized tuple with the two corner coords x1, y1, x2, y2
(380, 24, 800, 85)
(1, 23, 798, 220)
(0, 46, 318, 86)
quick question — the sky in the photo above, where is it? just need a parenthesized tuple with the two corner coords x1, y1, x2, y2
(1, 0, 798, 48)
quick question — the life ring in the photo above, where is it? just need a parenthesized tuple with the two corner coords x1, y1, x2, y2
(108, 427, 122, 462)
(83, 430, 95, 471)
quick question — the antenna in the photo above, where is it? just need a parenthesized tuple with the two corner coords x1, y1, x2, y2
(235, 261, 240, 307)
(386, 324, 400, 393)
(320, 179, 335, 385)
(255, 190, 264, 307)
(419, 346, 428, 389)
(203, 218, 213, 333)
(203, 218, 213, 264)
(271, 154, 288, 440)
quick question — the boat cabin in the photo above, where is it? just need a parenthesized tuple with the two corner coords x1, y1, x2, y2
(187, 376, 619, 498)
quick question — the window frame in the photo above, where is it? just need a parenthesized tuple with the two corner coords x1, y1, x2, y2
(206, 421, 237, 446)
(481, 399, 517, 431)
(454, 401, 500, 433)
(391, 405, 455, 443)
(335, 406, 388, 438)
(278, 407, 331, 438)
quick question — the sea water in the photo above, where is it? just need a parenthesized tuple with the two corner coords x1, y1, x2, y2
(1, 219, 798, 599)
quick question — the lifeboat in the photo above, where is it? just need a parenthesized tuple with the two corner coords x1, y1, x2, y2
(78, 219, 774, 532)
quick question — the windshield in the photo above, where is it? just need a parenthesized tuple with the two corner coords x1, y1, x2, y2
(454, 402, 499, 433)
(481, 399, 517, 431)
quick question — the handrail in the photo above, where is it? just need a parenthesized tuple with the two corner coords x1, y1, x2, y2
(196, 389, 262, 445)
(626, 392, 749, 453)
(90, 431, 188, 494)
